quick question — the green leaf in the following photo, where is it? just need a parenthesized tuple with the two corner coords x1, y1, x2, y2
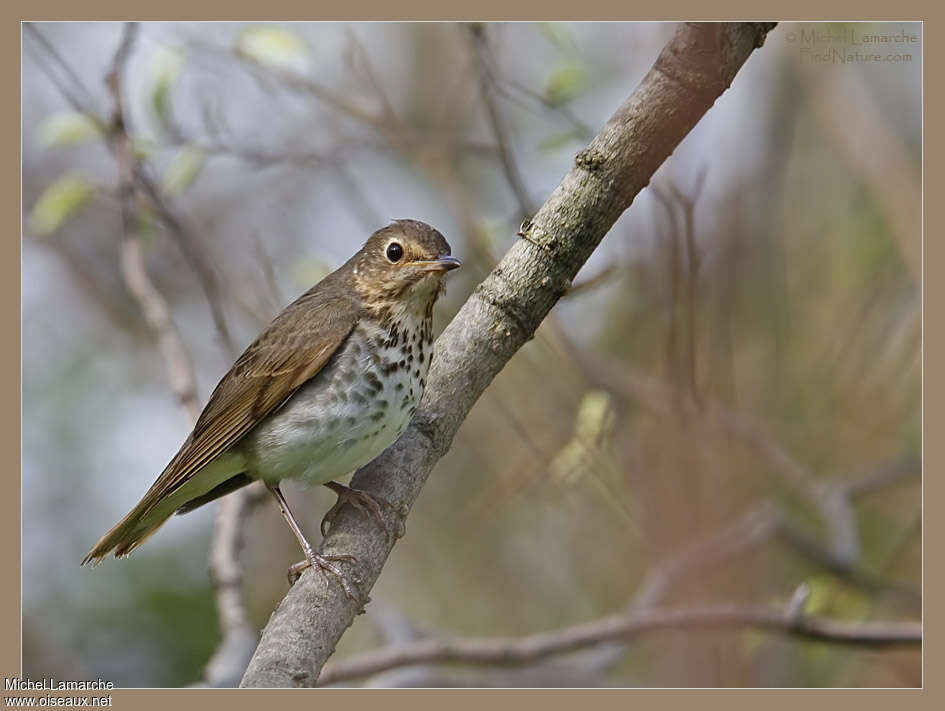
(38, 113, 103, 147)
(802, 575, 870, 619)
(236, 26, 310, 72)
(149, 46, 184, 122)
(550, 389, 616, 486)
(131, 136, 157, 161)
(539, 22, 577, 51)
(545, 61, 587, 106)
(161, 147, 205, 195)
(29, 176, 95, 237)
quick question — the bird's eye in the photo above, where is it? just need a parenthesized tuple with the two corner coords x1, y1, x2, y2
(386, 242, 404, 263)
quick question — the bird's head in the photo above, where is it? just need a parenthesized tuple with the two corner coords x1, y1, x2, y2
(351, 220, 461, 315)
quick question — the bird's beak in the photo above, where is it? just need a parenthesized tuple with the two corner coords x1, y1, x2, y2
(409, 255, 462, 272)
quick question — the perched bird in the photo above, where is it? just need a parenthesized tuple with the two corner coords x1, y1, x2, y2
(82, 219, 460, 597)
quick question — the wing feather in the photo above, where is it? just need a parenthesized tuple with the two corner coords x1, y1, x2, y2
(135, 280, 360, 516)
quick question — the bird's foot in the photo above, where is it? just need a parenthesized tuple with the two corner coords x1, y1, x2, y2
(288, 548, 359, 599)
(321, 482, 404, 541)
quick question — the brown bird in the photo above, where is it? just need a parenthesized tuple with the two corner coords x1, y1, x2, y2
(82, 220, 460, 597)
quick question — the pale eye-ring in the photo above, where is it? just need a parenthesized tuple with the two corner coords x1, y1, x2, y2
(386, 242, 404, 263)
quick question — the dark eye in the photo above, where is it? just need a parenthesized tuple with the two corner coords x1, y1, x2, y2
(386, 242, 404, 263)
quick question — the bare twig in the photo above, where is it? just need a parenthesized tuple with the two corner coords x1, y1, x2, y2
(117, 240, 201, 420)
(468, 25, 535, 221)
(649, 185, 683, 385)
(317, 601, 919, 685)
(325, 451, 918, 687)
(107, 26, 200, 423)
(133, 174, 236, 357)
(564, 264, 621, 299)
(24, 23, 101, 117)
(200, 485, 266, 687)
(586, 352, 869, 565)
(466, 24, 595, 140)
(104, 23, 256, 687)
(240, 22, 779, 687)
(668, 174, 706, 403)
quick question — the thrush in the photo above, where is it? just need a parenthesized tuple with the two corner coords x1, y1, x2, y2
(82, 219, 461, 597)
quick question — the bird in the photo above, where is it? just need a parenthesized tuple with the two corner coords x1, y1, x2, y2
(82, 219, 461, 597)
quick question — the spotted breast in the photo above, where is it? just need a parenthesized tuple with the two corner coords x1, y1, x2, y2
(240, 303, 434, 487)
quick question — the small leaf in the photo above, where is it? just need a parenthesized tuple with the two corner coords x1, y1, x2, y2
(29, 176, 95, 236)
(131, 136, 156, 161)
(149, 46, 184, 122)
(236, 26, 310, 73)
(152, 81, 171, 122)
(550, 389, 616, 485)
(574, 389, 616, 445)
(545, 61, 587, 106)
(39, 113, 103, 147)
(161, 147, 205, 195)
(802, 576, 870, 619)
(539, 22, 577, 51)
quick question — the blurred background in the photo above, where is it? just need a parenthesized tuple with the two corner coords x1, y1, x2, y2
(21, 22, 921, 687)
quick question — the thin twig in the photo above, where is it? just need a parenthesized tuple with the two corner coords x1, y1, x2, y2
(466, 24, 595, 140)
(23, 23, 101, 117)
(650, 185, 683, 386)
(564, 264, 621, 299)
(318, 602, 920, 685)
(586, 352, 867, 564)
(668, 175, 707, 404)
(468, 25, 535, 221)
(104, 23, 256, 687)
(108, 26, 201, 421)
(330, 451, 919, 687)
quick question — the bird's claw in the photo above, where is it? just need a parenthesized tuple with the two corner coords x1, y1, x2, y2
(287, 550, 359, 599)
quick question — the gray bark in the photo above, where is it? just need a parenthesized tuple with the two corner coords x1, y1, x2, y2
(240, 21, 778, 688)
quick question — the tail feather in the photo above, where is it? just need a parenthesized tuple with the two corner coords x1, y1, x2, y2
(82, 455, 248, 566)
(81, 502, 174, 566)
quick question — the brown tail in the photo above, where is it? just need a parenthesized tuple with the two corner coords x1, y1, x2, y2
(82, 469, 252, 566)
(81, 498, 175, 566)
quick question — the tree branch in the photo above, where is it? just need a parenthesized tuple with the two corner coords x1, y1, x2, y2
(317, 602, 920, 686)
(104, 24, 257, 687)
(585, 351, 866, 565)
(239, 22, 778, 687)
(320, 452, 918, 686)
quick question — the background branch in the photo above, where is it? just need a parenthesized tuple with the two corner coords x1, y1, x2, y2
(320, 450, 918, 686)
(103, 23, 257, 688)
(317, 601, 920, 686)
(239, 21, 779, 688)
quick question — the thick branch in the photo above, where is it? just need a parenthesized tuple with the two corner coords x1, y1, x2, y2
(240, 22, 778, 688)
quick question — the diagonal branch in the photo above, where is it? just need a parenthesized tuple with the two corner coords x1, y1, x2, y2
(239, 22, 779, 688)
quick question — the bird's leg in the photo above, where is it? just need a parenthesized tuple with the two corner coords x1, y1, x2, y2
(265, 484, 358, 598)
(320, 481, 403, 540)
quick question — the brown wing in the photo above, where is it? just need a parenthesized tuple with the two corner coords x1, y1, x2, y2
(137, 279, 360, 515)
